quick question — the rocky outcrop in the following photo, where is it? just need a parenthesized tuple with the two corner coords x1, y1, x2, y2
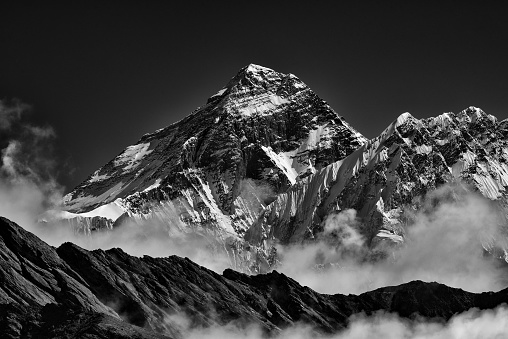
(2, 216, 508, 338)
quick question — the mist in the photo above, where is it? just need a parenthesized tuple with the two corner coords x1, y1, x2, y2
(276, 184, 508, 294)
(0, 99, 63, 229)
(36, 178, 277, 274)
(164, 304, 508, 339)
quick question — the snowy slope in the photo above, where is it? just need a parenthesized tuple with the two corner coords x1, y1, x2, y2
(61, 64, 366, 242)
(59, 65, 508, 271)
(245, 107, 508, 251)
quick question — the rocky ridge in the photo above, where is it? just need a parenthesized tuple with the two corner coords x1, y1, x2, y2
(2, 216, 508, 338)
(246, 107, 508, 255)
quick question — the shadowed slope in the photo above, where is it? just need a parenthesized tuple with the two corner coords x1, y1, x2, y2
(1, 216, 508, 338)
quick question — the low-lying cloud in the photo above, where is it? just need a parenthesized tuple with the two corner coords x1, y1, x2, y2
(276, 184, 508, 294)
(0, 99, 63, 229)
(164, 304, 508, 339)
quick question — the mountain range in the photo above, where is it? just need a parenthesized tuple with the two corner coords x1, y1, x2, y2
(56, 64, 508, 269)
(2, 217, 508, 338)
(4, 64, 508, 337)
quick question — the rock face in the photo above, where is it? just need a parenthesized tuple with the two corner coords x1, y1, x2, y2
(246, 107, 508, 251)
(2, 216, 508, 338)
(62, 65, 365, 238)
(54, 64, 366, 272)
(0, 216, 164, 339)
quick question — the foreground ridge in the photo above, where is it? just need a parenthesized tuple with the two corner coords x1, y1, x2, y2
(1, 216, 508, 338)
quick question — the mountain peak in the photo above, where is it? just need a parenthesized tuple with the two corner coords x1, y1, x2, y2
(395, 112, 415, 127)
(225, 63, 283, 88)
(244, 63, 274, 74)
(62, 65, 366, 237)
(207, 64, 284, 104)
(456, 106, 497, 125)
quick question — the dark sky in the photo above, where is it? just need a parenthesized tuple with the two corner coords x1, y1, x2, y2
(1, 2, 507, 191)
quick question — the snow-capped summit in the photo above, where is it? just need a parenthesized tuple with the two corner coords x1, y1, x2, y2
(61, 65, 366, 257)
(58, 64, 508, 272)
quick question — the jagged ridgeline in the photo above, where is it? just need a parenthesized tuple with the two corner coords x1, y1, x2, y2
(2, 217, 508, 338)
(46, 64, 508, 271)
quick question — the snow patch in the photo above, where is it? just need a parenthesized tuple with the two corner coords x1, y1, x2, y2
(73, 199, 125, 220)
(235, 93, 289, 116)
(64, 182, 126, 212)
(46, 199, 126, 222)
(395, 112, 414, 127)
(88, 169, 110, 183)
(261, 146, 298, 184)
(415, 144, 432, 154)
(246, 64, 273, 73)
(143, 179, 162, 192)
(114, 143, 153, 173)
(473, 174, 504, 200)
(210, 88, 227, 99)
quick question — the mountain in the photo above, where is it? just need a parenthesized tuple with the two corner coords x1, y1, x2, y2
(51, 65, 508, 271)
(2, 216, 508, 338)
(246, 107, 508, 254)
(59, 64, 366, 234)
(50, 64, 366, 272)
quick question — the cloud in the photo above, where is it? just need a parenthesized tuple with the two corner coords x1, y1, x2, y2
(35, 177, 279, 274)
(162, 304, 508, 339)
(0, 99, 63, 230)
(36, 199, 238, 274)
(275, 184, 508, 294)
(331, 304, 508, 339)
(0, 98, 30, 130)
